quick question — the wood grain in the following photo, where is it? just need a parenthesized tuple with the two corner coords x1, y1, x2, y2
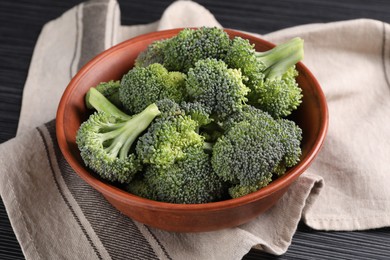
(1, 0, 389, 259)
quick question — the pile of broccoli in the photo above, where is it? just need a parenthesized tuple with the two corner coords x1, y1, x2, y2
(76, 27, 304, 204)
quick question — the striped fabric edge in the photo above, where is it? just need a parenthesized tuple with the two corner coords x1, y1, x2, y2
(76, 0, 112, 72)
(37, 124, 112, 260)
(44, 120, 172, 260)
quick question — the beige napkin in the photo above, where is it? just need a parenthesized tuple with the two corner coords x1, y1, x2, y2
(1, 0, 390, 259)
(265, 20, 390, 230)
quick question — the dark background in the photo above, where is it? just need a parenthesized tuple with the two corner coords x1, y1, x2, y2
(1, 0, 390, 259)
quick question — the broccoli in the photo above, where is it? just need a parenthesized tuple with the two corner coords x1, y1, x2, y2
(228, 175, 273, 199)
(120, 63, 186, 114)
(274, 118, 303, 171)
(134, 39, 168, 67)
(135, 100, 206, 167)
(141, 147, 224, 204)
(86, 80, 122, 109)
(135, 27, 230, 73)
(226, 105, 302, 168)
(211, 106, 302, 198)
(126, 177, 158, 201)
(186, 58, 250, 121)
(153, 99, 218, 145)
(224, 37, 304, 118)
(76, 88, 161, 183)
(76, 27, 306, 203)
(180, 101, 213, 128)
(127, 99, 223, 203)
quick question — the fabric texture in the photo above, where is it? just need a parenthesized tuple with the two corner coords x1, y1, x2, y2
(1, 0, 389, 259)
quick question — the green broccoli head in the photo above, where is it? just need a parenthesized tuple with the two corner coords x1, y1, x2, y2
(119, 63, 186, 114)
(186, 58, 250, 121)
(222, 104, 269, 130)
(224, 105, 302, 167)
(225, 37, 304, 118)
(134, 39, 167, 67)
(133, 100, 223, 204)
(224, 37, 265, 89)
(136, 109, 204, 167)
(212, 119, 285, 186)
(154, 99, 212, 127)
(76, 112, 141, 183)
(212, 106, 302, 197)
(126, 177, 158, 201)
(143, 147, 224, 204)
(180, 101, 213, 127)
(162, 27, 230, 72)
(276, 117, 303, 168)
(76, 88, 161, 183)
(253, 66, 302, 118)
(228, 174, 273, 199)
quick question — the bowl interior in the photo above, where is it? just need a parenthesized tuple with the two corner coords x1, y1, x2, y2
(56, 28, 328, 212)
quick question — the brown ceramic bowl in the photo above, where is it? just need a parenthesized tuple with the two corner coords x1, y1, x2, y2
(56, 28, 328, 232)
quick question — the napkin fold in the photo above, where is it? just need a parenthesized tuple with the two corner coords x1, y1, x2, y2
(1, 0, 390, 259)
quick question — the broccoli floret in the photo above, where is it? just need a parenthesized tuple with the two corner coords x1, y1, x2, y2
(132, 100, 223, 203)
(212, 120, 284, 186)
(224, 37, 304, 118)
(180, 101, 213, 127)
(275, 118, 303, 168)
(136, 101, 205, 167)
(143, 147, 224, 204)
(164, 27, 230, 72)
(153, 99, 212, 127)
(186, 58, 250, 121)
(211, 106, 302, 197)
(120, 63, 186, 114)
(134, 39, 167, 67)
(135, 27, 230, 73)
(86, 80, 122, 109)
(76, 88, 161, 183)
(126, 177, 158, 201)
(228, 174, 273, 199)
(225, 105, 302, 166)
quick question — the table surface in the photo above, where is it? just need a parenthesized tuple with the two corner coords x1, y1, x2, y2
(1, 0, 390, 259)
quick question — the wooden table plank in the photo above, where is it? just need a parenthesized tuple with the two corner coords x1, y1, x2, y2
(1, 1, 389, 259)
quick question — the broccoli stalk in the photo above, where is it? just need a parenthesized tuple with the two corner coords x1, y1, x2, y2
(97, 103, 160, 160)
(76, 88, 161, 183)
(86, 88, 130, 119)
(256, 37, 304, 79)
(85, 80, 122, 110)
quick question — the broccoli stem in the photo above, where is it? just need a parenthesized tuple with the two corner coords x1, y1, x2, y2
(118, 105, 161, 159)
(255, 37, 304, 80)
(86, 87, 130, 119)
(100, 103, 161, 159)
(86, 87, 161, 159)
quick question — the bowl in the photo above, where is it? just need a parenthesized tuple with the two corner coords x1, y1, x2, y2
(56, 28, 328, 232)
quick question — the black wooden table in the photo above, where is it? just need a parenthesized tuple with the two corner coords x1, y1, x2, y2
(1, 1, 390, 259)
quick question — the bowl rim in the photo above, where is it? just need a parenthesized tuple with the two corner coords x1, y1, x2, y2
(56, 28, 329, 212)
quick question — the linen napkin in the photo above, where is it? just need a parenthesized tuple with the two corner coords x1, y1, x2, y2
(1, 1, 389, 260)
